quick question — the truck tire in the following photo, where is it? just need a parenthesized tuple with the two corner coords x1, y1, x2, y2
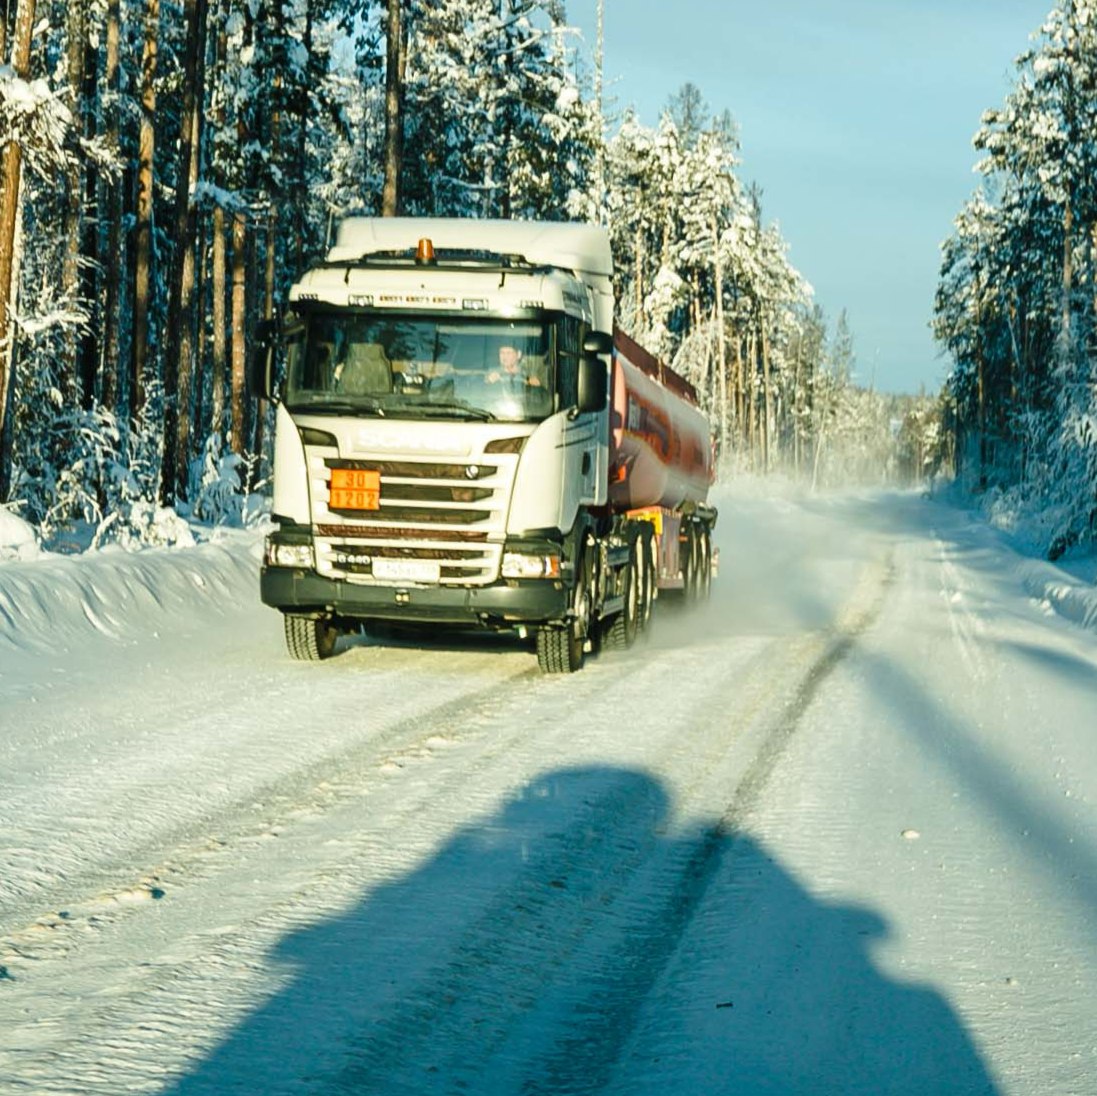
(536, 625, 583, 672)
(684, 523, 712, 603)
(605, 534, 640, 650)
(638, 522, 656, 628)
(699, 527, 713, 600)
(284, 613, 339, 661)
(536, 547, 591, 673)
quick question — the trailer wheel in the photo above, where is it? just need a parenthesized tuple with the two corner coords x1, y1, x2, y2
(638, 523, 656, 628)
(681, 525, 699, 601)
(696, 527, 713, 601)
(284, 613, 339, 661)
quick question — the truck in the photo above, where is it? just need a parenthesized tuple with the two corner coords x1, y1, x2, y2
(250, 217, 717, 673)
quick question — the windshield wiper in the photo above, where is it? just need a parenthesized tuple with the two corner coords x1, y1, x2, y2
(405, 403, 497, 421)
(290, 398, 386, 416)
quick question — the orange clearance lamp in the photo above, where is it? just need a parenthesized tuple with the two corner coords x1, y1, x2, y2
(416, 237, 436, 263)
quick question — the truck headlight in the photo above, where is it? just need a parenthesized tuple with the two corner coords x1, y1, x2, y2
(266, 539, 314, 569)
(502, 552, 561, 579)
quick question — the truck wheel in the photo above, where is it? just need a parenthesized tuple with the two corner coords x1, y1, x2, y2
(605, 536, 640, 650)
(536, 625, 582, 672)
(284, 613, 339, 661)
(536, 549, 591, 673)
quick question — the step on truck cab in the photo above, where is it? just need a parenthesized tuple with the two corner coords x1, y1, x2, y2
(251, 217, 716, 672)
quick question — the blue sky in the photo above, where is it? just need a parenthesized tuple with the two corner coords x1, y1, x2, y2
(565, 0, 1053, 394)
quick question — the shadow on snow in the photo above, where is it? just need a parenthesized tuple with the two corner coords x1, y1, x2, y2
(164, 765, 997, 1095)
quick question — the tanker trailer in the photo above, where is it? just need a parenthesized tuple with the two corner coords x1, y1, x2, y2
(589, 327, 718, 655)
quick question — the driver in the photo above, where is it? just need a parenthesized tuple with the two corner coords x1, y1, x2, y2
(486, 343, 542, 387)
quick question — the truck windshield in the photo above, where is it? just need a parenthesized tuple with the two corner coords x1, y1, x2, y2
(284, 313, 555, 423)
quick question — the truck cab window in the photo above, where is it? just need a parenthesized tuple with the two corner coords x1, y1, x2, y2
(285, 312, 557, 423)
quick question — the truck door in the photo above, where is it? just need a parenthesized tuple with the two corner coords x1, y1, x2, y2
(557, 317, 604, 518)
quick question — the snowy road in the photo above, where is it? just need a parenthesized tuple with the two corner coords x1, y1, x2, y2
(1, 489, 1096, 1094)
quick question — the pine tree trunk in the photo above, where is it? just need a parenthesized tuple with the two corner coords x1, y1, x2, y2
(292, 2, 312, 269)
(132, 0, 159, 421)
(61, 0, 88, 406)
(733, 335, 744, 447)
(761, 316, 773, 472)
(712, 215, 727, 462)
(382, 0, 406, 216)
(746, 332, 757, 466)
(230, 211, 247, 456)
(77, 35, 99, 408)
(211, 204, 227, 439)
(162, 0, 206, 504)
(100, 0, 123, 412)
(1062, 198, 1073, 351)
(193, 212, 209, 445)
(0, 0, 38, 500)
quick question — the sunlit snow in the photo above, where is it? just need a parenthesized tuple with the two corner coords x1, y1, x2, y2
(1, 485, 1095, 1094)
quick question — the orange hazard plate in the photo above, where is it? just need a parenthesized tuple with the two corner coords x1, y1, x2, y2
(329, 468, 381, 510)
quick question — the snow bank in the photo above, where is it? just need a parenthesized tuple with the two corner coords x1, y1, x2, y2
(0, 505, 41, 561)
(1018, 558, 1097, 633)
(0, 530, 263, 655)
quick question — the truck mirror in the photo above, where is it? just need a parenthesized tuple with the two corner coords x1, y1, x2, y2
(248, 319, 278, 400)
(577, 355, 608, 414)
(582, 331, 613, 356)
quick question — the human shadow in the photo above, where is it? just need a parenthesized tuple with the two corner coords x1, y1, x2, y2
(164, 766, 997, 1095)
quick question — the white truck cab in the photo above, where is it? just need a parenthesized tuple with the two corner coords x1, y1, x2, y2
(253, 218, 618, 668)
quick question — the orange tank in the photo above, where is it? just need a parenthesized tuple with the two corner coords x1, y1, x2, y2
(607, 328, 715, 512)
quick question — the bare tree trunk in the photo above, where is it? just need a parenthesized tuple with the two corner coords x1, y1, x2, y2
(712, 214, 727, 461)
(593, 0, 605, 217)
(230, 211, 247, 456)
(381, 0, 406, 216)
(77, 33, 99, 407)
(100, 0, 123, 411)
(746, 332, 757, 466)
(209, 5, 229, 440)
(1062, 198, 1074, 349)
(132, 0, 159, 421)
(761, 315, 773, 472)
(733, 334, 744, 447)
(162, 0, 206, 504)
(60, 0, 88, 406)
(211, 204, 227, 439)
(193, 211, 209, 446)
(792, 328, 803, 476)
(258, 1, 285, 472)
(292, 1, 312, 268)
(0, 0, 38, 499)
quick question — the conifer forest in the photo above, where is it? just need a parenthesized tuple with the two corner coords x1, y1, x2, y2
(0, 0, 1092, 556)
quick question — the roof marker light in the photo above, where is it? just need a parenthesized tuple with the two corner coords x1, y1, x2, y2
(416, 237, 436, 264)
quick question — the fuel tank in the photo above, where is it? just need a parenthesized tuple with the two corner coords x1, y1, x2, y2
(608, 328, 715, 512)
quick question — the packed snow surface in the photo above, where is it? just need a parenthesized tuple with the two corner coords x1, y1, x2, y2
(1, 487, 1095, 1094)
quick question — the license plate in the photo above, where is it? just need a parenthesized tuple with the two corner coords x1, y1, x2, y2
(373, 558, 441, 583)
(330, 468, 380, 511)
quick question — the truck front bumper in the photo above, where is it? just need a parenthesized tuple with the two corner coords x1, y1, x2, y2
(261, 566, 570, 628)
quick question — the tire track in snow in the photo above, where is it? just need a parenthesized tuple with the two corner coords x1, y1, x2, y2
(312, 553, 897, 1094)
(1, 548, 895, 1095)
(518, 551, 898, 1094)
(0, 651, 674, 1094)
(0, 661, 541, 965)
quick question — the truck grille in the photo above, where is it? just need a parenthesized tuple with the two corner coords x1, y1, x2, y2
(310, 454, 517, 586)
